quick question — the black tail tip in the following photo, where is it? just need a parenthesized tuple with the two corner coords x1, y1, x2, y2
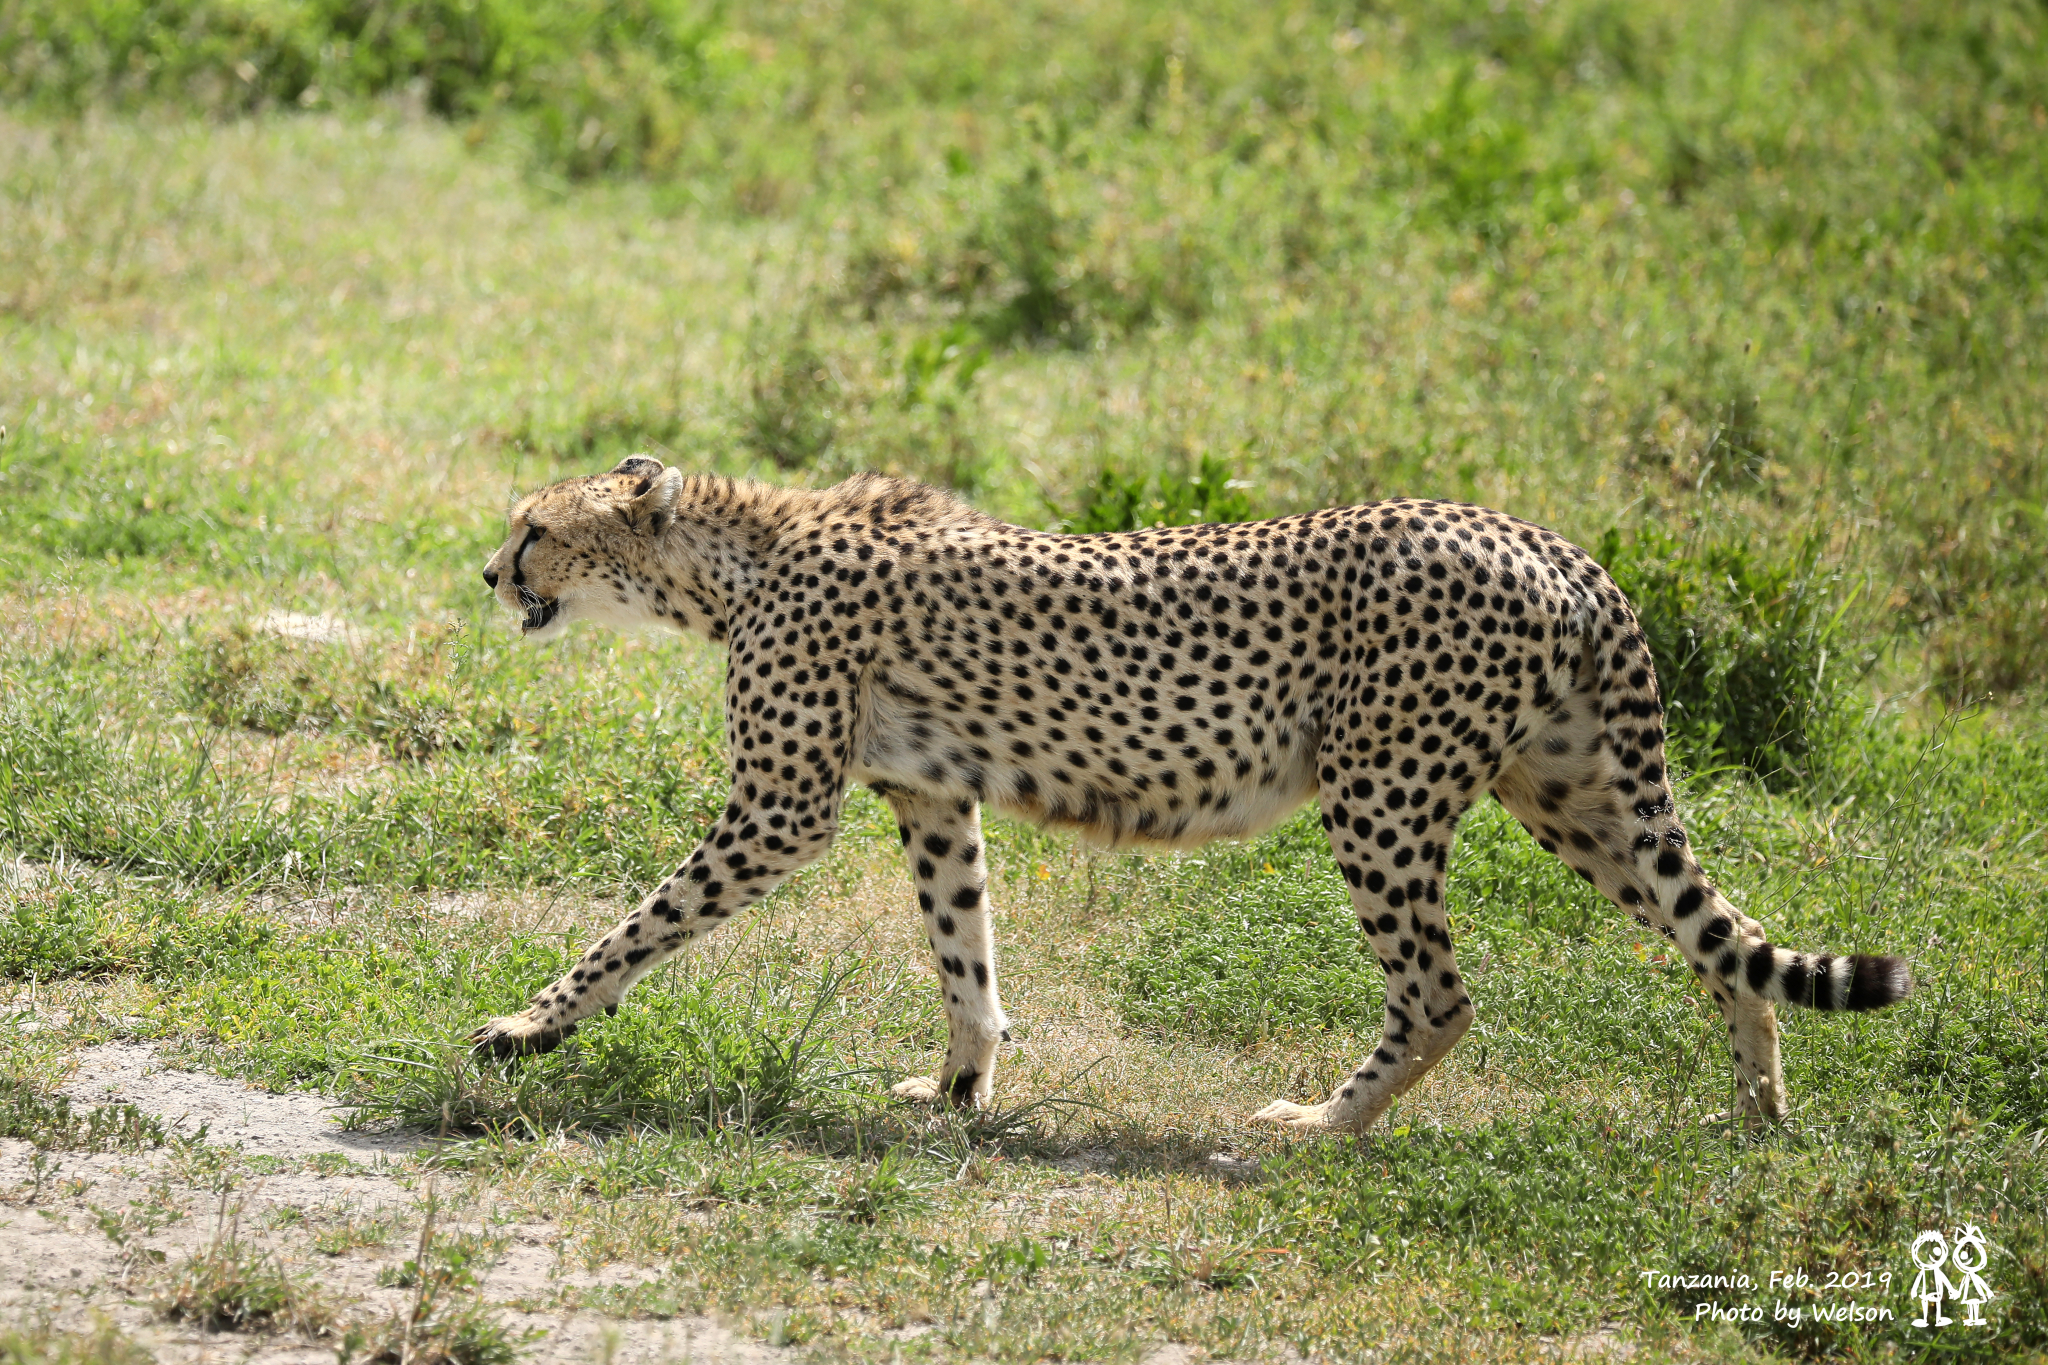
(1846, 955, 1913, 1011)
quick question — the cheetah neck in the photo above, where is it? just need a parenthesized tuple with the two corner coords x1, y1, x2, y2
(650, 476, 821, 642)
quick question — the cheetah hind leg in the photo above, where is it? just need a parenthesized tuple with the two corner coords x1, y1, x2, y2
(1250, 758, 1480, 1136)
(1486, 673, 1826, 1132)
(1249, 1015, 1470, 1136)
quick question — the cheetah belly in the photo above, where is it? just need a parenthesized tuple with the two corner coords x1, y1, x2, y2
(853, 681, 1321, 850)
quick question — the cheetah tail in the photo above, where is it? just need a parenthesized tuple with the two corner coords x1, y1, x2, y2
(1746, 944, 1913, 1012)
(1583, 590, 1913, 1015)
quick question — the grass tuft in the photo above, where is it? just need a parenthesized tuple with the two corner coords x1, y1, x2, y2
(818, 1144, 934, 1224)
(0, 1073, 170, 1152)
(348, 956, 876, 1138)
(155, 1215, 330, 1335)
(345, 1197, 526, 1365)
(311, 1216, 397, 1257)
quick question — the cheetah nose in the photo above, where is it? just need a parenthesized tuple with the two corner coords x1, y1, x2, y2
(482, 566, 500, 590)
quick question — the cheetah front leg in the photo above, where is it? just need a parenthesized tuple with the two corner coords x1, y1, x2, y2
(469, 786, 842, 1058)
(883, 793, 1008, 1108)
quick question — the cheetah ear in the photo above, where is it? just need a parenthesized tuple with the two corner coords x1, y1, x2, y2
(610, 455, 665, 480)
(618, 462, 683, 537)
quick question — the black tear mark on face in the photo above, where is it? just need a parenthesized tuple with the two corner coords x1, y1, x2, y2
(511, 523, 560, 630)
(511, 524, 543, 587)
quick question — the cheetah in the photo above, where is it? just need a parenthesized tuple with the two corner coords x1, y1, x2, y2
(470, 458, 1911, 1133)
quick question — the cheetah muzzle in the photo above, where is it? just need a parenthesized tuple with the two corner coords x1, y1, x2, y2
(518, 593, 559, 634)
(470, 458, 1912, 1133)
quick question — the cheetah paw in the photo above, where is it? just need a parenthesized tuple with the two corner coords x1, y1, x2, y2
(889, 1074, 990, 1108)
(889, 1075, 945, 1105)
(1700, 1107, 1772, 1135)
(468, 1012, 576, 1060)
(1250, 1099, 1338, 1132)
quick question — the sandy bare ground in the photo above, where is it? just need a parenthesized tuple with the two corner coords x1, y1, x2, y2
(1, 1042, 797, 1364)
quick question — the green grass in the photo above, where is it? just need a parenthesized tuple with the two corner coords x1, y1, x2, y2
(3, 0, 2048, 1360)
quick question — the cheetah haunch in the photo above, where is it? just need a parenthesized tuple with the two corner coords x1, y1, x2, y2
(472, 459, 1910, 1132)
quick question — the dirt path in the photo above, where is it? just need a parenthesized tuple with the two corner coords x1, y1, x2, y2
(57, 1042, 422, 1160)
(2, 1043, 797, 1364)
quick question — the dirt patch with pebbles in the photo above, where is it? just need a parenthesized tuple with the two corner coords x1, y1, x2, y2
(2, 1042, 796, 1364)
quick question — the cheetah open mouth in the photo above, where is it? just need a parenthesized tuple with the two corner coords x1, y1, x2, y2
(520, 597, 560, 633)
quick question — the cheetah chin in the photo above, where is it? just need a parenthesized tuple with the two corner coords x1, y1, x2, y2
(469, 456, 1912, 1134)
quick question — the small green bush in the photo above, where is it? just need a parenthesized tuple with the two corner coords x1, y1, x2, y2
(1059, 453, 1252, 534)
(896, 323, 988, 412)
(1595, 526, 1856, 781)
(1403, 63, 1589, 239)
(846, 138, 1215, 349)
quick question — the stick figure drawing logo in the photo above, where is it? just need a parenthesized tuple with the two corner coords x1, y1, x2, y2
(1910, 1225, 1995, 1328)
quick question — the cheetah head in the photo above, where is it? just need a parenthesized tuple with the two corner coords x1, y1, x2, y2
(482, 455, 687, 643)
